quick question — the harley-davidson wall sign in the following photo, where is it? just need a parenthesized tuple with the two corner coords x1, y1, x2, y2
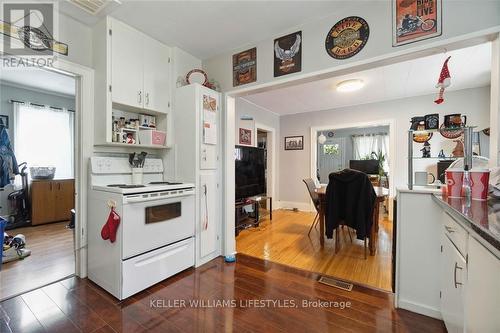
(325, 16, 369, 60)
(232, 47, 257, 87)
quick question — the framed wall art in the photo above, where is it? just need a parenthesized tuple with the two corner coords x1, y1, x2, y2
(284, 136, 303, 151)
(392, 0, 442, 47)
(233, 47, 257, 87)
(239, 128, 252, 145)
(274, 31, 302, 77)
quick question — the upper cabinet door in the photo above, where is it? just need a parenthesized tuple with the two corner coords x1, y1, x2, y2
(111, 19, 144, 108)
(143, 35, 171, 113)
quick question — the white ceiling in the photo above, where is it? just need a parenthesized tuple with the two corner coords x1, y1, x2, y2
(61, 0, 349, 60)
(0, 68, 76, 96)
(243, 43, 492, 116)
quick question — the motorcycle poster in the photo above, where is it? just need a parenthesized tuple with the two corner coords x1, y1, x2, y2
(392, 0, 442, 46)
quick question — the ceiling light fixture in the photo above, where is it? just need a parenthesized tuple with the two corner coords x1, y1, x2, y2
(336, 79, 364, 92)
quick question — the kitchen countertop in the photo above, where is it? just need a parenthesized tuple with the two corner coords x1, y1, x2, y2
(432, 194, 500, 253)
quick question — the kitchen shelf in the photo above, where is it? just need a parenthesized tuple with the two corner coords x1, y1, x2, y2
(94, 142, 171, 149)
(408, 126, 474, 190)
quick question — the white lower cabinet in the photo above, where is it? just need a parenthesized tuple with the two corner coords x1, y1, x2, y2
(441, 233, 466, 333)
(199, 171, 219, 260)
(465, 237, 500, 333)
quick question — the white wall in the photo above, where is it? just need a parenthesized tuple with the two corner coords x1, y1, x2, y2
(279, 87, 491, 206)
(58, 14, 93, 68)
(235, 98, 279, 146)
(203, 1, 500, 92)
(168, 47, 202, 179)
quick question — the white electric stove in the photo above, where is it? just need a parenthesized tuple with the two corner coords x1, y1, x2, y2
(87, 157, 196, 300)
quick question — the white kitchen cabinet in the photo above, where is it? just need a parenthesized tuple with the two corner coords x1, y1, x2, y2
(440, 233, 466, 333)
(465, 237, 500, 333)
(175, 84, 222, 267)
(199, 90, 219, 170)
(110, 18, 144, 109)
(396, 190, 443, 319)
(93, 16, 172, 148)
(199, 171, 219, 258)
(143, 35, 171, 113)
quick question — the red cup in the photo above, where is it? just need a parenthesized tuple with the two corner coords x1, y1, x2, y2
(446, 170, 464, 198)
(470, 170, 490, 201)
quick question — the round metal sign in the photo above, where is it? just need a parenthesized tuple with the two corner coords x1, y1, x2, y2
(325, 16, 369, 60)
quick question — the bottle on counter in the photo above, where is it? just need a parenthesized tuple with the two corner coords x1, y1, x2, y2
(462, 165, 472, 206)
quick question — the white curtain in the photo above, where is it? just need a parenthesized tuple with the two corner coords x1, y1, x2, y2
(352, 133, 389, 173)
(14, 103, 74, 181)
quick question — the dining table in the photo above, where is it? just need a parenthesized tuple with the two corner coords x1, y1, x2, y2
(315, 186, 389, 255)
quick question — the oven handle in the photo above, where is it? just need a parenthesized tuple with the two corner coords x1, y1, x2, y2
(124, 192, 194, 204)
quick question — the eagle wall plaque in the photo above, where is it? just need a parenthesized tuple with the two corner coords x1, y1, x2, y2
(274, 31, 302, 77)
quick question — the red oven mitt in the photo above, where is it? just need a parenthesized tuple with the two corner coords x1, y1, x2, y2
(101, 208, 121, 243)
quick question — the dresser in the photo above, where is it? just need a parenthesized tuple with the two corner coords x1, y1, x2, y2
(31, 179, 75, 225)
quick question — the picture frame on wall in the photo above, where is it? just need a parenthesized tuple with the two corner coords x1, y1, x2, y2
(274, 31, 302, 77)
(233, 47, 257, 87)
(0, 115, 9, 128)
(239, 128, 252, 145)
(284, 136, 303, 151)
(392, 0, 442, 47)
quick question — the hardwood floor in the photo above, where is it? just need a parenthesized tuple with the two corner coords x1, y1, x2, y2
(236, 209, 392, 291)
(1, 222, 74, 300)
(0, 255, 445, 333)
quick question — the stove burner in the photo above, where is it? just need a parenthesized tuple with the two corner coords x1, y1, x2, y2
(107, 184, 146, 189)
(149, 181, 184, 185)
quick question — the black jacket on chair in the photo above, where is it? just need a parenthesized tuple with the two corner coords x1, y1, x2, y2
(325, 169, 376, 240)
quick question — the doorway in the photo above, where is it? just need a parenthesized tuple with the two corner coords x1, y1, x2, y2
(0, 65, 80, 300)
(227, 39, 494, 292)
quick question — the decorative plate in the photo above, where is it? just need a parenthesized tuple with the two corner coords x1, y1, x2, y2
(439, 124, 463, 139)
(413, 131, 433, 143)
(186, 69, 208, 85)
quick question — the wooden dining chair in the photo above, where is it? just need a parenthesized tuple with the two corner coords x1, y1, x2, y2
(302, 179, 321, 236)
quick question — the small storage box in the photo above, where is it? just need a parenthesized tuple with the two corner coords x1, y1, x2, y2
(138, 130, 166, 146)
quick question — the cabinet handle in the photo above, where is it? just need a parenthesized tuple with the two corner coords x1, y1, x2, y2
(58, 183, 61, 190)
(454, 262, 463, 288)
(50, 182, 53, 191)
(138, 91, 142, 104)
(445, 225, 455, 233)
(145, 92, 150, 106)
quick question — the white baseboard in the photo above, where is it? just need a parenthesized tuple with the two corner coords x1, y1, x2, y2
(275, 201, 314, 212)
(397, 299, 442, 320)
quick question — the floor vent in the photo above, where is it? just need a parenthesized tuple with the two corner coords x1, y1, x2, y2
(318, 276, 353, 291)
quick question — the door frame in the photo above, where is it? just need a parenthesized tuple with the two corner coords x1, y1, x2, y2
(255, 123, 277, 202)
(223, 29, 500, 260)
(311, 121, 395, 213)
(47, 58, 94, 278)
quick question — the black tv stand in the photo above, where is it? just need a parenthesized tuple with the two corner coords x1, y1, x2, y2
(235, 196, 272, 236)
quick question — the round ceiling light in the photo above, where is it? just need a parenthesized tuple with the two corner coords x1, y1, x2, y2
(336, 79, 364, 92)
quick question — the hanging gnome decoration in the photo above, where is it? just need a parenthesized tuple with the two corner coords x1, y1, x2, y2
(434, 56, 451, 104)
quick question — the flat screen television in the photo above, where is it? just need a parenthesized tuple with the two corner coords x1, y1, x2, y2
(235, 145, 266, 200)
(349, 159, 379, 175)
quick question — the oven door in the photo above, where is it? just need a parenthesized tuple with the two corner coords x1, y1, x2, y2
(121, 192, 195, 259)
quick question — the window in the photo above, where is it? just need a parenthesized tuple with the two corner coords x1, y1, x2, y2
(352, 133, 389, 173)
(14, 103, 74, 180)
(323, 144, 340, 155)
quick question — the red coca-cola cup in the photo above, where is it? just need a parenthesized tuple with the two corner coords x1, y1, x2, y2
(446, 169, 464, 198)
(470, 170, 490, 201)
